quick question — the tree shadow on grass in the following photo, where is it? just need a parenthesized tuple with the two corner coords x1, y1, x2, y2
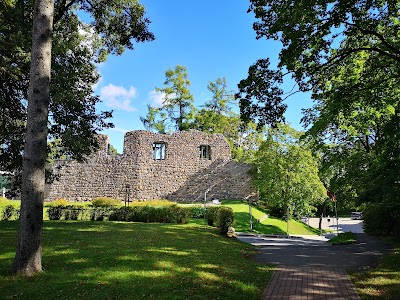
(0, 221, 272, 300)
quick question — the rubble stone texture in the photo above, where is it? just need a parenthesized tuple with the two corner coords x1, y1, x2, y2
(47, 130, 256, 202)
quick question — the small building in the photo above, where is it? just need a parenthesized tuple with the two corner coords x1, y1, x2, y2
(47, 130, 256, 202)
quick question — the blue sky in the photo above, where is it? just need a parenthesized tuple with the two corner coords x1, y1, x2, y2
(94, 0, 313, 153)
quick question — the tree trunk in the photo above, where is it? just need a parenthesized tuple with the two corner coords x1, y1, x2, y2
(11, 0, 54, 276)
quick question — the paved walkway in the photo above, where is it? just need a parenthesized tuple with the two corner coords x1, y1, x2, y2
(262, 266, 359, 300)
(238, 233, 392, 300)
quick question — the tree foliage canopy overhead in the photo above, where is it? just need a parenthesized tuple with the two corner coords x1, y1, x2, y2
(237, 0, 400, 126)
(0, 0, 154, 177)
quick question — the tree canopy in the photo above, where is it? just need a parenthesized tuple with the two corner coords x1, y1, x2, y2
(238, 0, 400, 126)
(252, 124, 326, 218)
(141, 65, 195, 133)
(238, 0, 400, 235)
(0, 0, 154, 180)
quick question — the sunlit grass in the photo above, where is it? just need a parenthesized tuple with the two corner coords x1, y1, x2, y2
(0, 221, 272, 300)
(351, 238, 400, 299)
(222, 200, 320, 235)
(328, 232, 357, 245)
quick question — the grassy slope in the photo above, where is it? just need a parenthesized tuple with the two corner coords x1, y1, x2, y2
(351, 238, 400, 300)
(222, 200, 320, 235)
(0, 221, 272, 300)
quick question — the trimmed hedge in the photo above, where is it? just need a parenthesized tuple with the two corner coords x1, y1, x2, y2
(206, 206, 220, 226)
(0, 204, 20, 220)
(188, 206, 205, 218)
(109, 205, 191, 224)
(46, 203, 191, 224)
(204, 206, 235, 234)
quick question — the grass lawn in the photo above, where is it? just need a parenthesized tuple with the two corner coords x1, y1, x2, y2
(222, 200, 320, 235)
(0, 220, 272, 300)
(328, 232, 357, 245)
(351, 238, 400, 300)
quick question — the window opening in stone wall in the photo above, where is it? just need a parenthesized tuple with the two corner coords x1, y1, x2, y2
(153, 142, 166, 160)
(199, 145, 211, 160)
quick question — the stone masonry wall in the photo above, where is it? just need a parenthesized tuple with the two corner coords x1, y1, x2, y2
(47, 130, 256, 202)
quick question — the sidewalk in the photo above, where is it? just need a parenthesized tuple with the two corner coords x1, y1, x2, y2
(262, 266, 360, 300)
(237, 233, 392, 299)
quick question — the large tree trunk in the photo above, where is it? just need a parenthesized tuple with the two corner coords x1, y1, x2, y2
(11, 0, 54, 276)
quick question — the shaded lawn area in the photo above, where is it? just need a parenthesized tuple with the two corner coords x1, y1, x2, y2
(222, 201, 320, 235)
(351, 238, 400, 300)
(0, 221, 272, 300)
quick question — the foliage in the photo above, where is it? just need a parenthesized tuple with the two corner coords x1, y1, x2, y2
(236, 58, 286, 128)
(239, 0, 400, 126)
(0, 205, 19, 221)
(47, 198, 69, 207)
(238, 0, 400, 236)
(141, 65, 195, 132)
(205, 206, 220, 226)
(108, 144, 119, 155)
(186, 205, 205, 218)
(47, 206, 64, 221)
(128, 199, 175, 207)
(363, 202, 400, 237)
(0, 0, 154, 176)
(91, 197, 121, 207)
(216, 207, 234, 234)
(0, 221, 273, 300)
(252, 124, 326, 219)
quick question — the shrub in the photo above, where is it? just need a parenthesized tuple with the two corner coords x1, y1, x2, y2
(188, 206, 205, 218)
(92, 197, 121, 207)
(1, 205, 16, 220)
(63, 206, 81, 220)
(217, 207, 234, 234)
(363, 202, 400, 237)
(47, 206, 63, 220)
(90, 207, 113, 221)
(109, 207, 127, 221)
(128, 199, 175, 207)
(269, 205, 285, 218)
(169, 205, 191, 224)
(48, 198, 69, 207)
(206, 206, 220, 226)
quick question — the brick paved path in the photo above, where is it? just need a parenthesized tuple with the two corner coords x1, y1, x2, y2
(262, 266, 360, 300)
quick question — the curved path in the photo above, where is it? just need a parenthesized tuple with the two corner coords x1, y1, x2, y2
(238, 233, 393, 299)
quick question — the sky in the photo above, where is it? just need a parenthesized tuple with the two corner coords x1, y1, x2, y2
(93, 0, 313, 153)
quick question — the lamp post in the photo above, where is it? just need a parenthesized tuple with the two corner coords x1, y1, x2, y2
(286, 206, 290, 236)
(249, 198, 253, 231)
(204, 188, 210, 225)
(124, 184, 131, 207)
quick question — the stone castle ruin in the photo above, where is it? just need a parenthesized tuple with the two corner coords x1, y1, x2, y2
(47, 130, 256, 203)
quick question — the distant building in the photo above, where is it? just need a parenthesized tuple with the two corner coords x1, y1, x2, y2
(47, 130, 256, 202)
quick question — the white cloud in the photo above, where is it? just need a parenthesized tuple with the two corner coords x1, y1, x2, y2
(92, 76, 103, 91)
(148, 90, 176, 108)
(148, 90, 165, 108)
(100, 84, 138, 112)
(110, 126, 129, 134)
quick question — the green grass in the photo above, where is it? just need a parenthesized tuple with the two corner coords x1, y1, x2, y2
(222, 200, 320, 235)
(328, 232, 357, 245)
(351, 238, 400, 299)
(0, 221, 272, 300)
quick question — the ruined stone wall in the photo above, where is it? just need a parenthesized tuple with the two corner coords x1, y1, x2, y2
(47, 130, 256, 202)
